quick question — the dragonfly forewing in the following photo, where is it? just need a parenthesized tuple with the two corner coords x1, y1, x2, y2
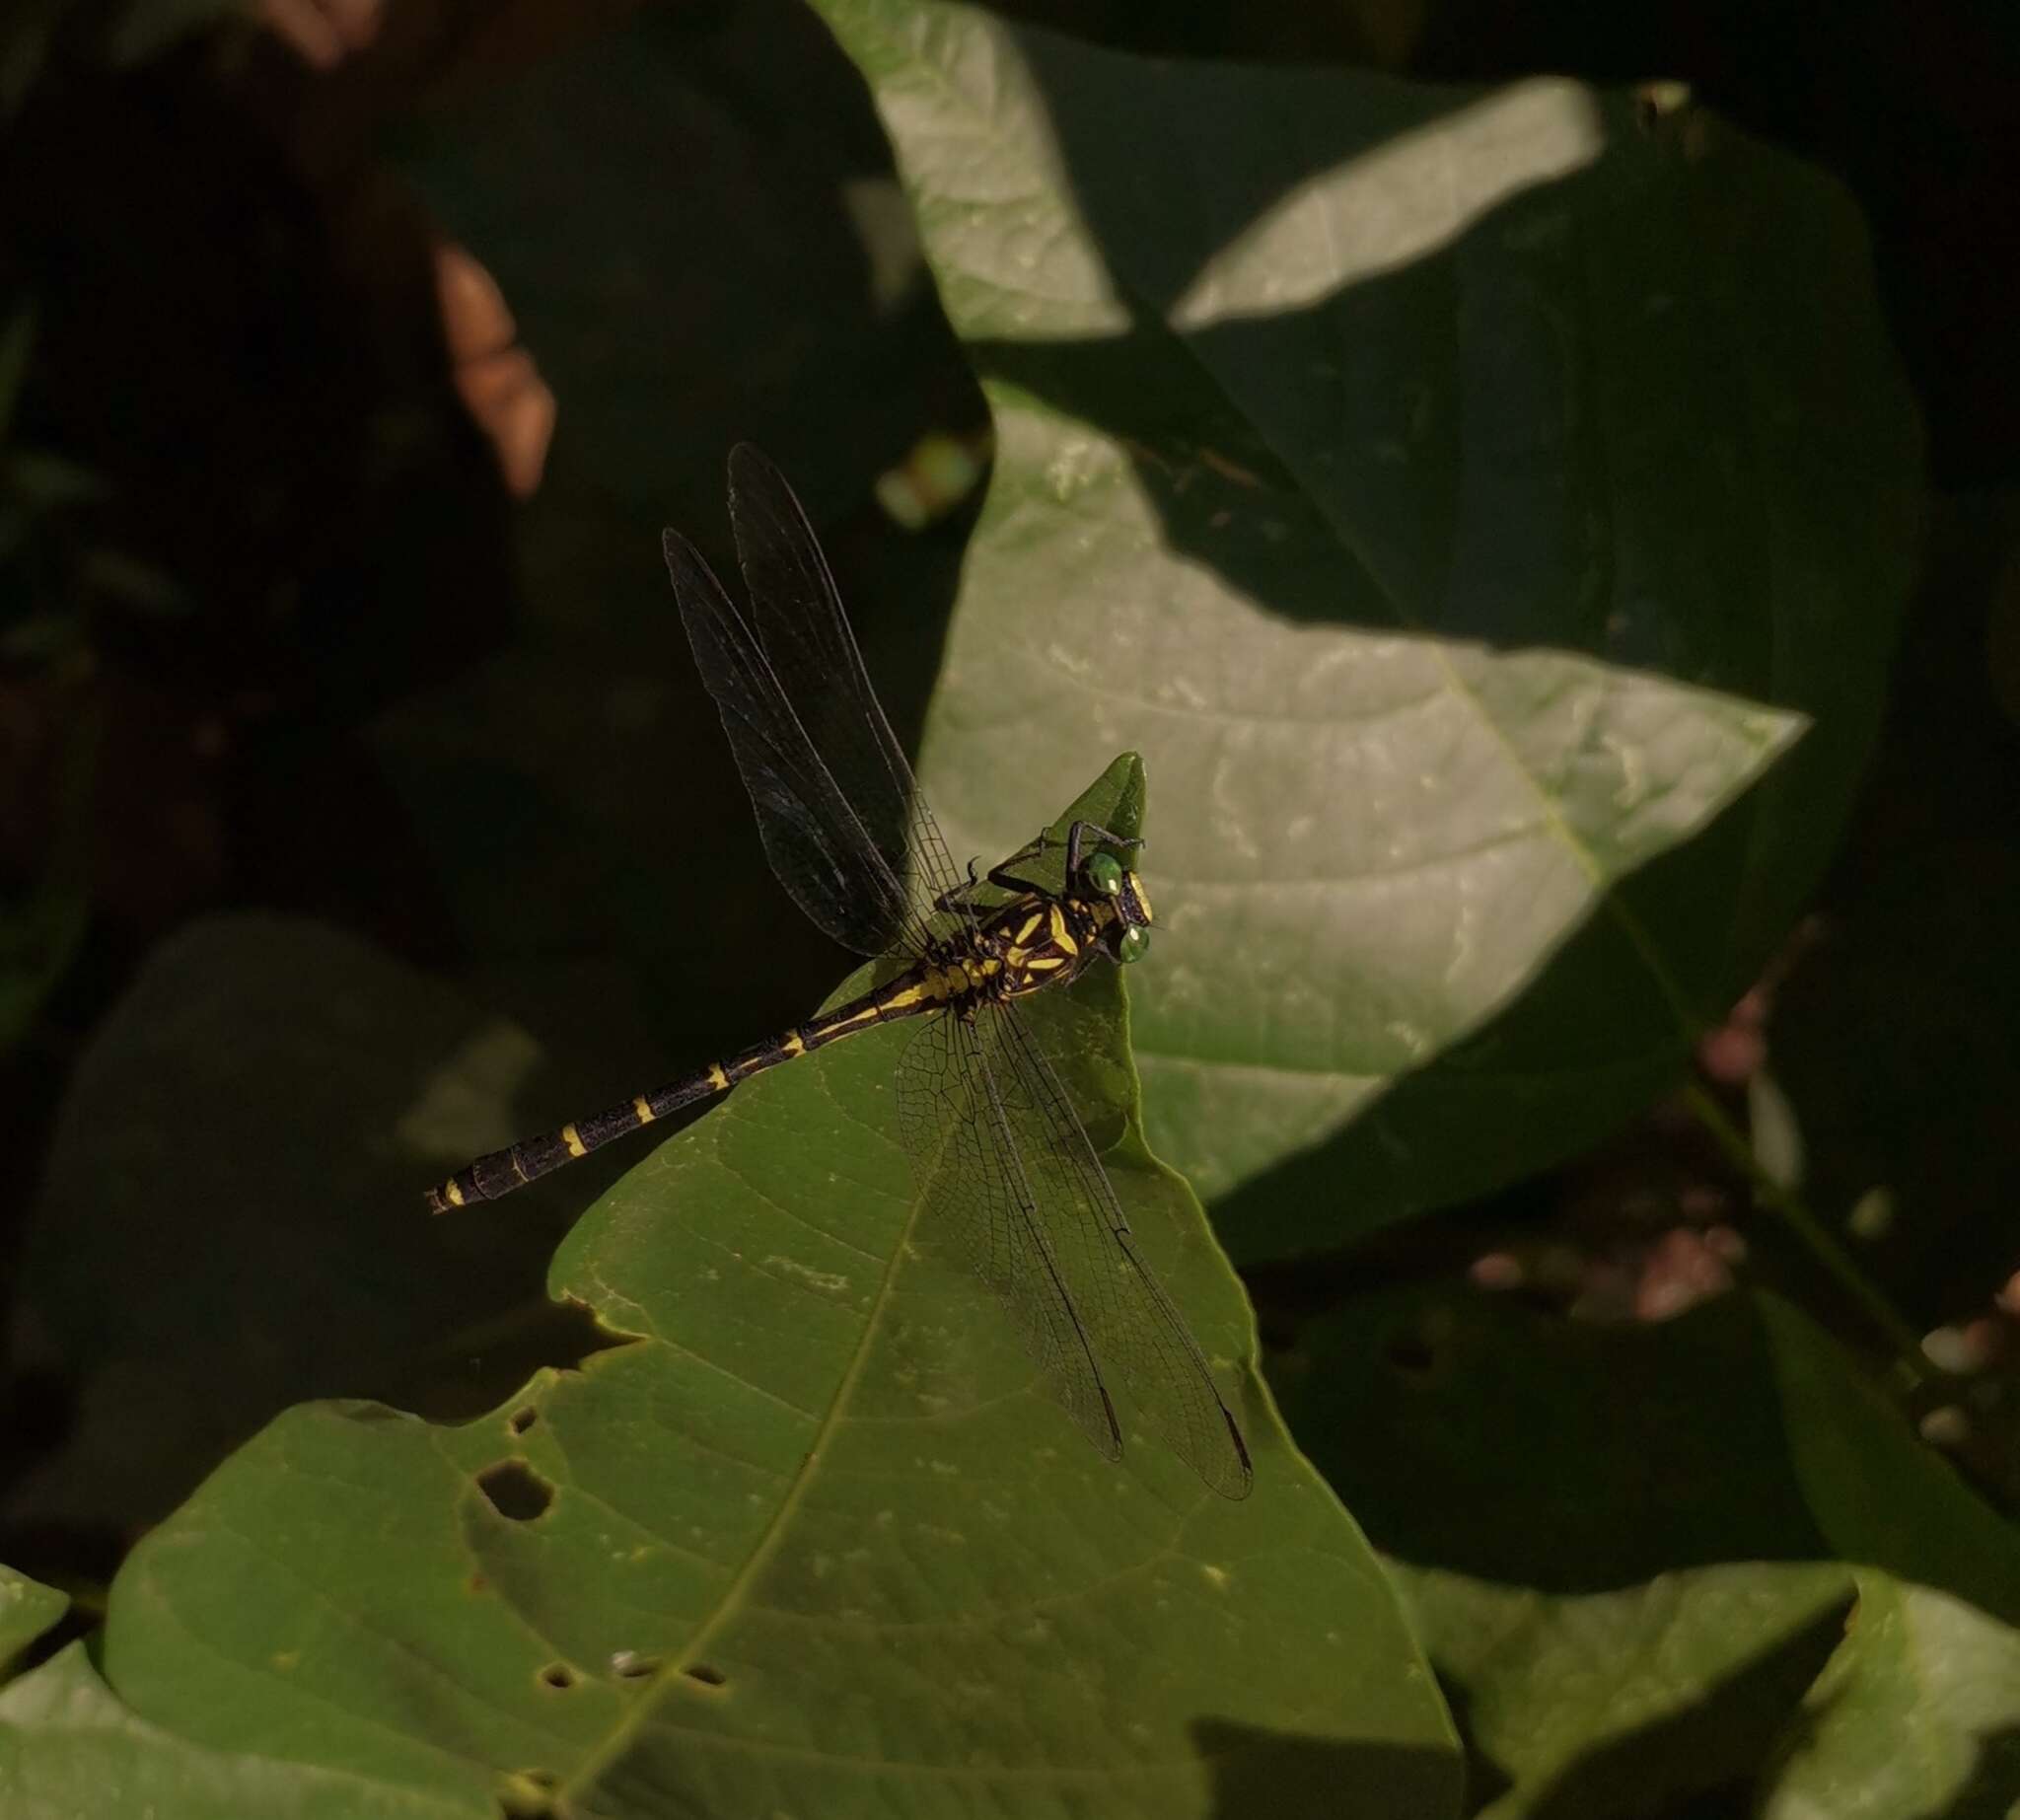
(896, 1010, 1123, 1462)
(991, 1004, 1255, 1499)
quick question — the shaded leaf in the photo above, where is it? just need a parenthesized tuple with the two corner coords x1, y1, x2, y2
(0, 1566, 66, 1666)
(0, 1643, 441, 1820)
(1771, 1572, 2020, 1820)
(1400, 1561, 2020, 1820)
(1399, 1561, 1856, 1818)
(1278, 1279, 2020, 1626)
(11, 914, 601, 1536)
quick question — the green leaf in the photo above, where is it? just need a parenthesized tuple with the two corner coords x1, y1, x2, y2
(93, 761, 1459, 1818)
(814, 0, 1918, 1254)
(1277, 1281, 2020, 1628)
(13, 913, 578, 1537)
(1399, 1561, 1856, 1816)
(0, 1643, 444, 1819)
(1753, 1292, 2020, 1628)
(1396, 1561, 2020, 1820)
(0, 1566, 66, 1666)
(1771, 1572, 2020, 1820)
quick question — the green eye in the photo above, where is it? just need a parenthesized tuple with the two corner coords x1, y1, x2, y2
(1084, 851, 1124, 896)
(1116, 924, 1150, 965)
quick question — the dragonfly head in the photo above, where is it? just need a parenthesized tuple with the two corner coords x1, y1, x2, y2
(1081, 848, 1154, 964)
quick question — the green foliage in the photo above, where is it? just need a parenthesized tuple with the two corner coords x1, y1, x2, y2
(1399, 1563, 2020, 1818)
(1280, 1278, 2020, 1807)
(815, 0, 1917, 1252)
(0, 1568, 65, 1663)
(3, 2, 1994, 1816)
(1280, 1281, 2020, 1624)
(0, 761, 1458, 1816)
(0, 1637, 443, 1820)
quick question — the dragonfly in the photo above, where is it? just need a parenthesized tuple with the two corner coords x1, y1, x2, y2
(426, 446, 1252, 1499)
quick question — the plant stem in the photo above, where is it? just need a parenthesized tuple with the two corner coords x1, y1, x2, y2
(1682, 1082, 1931, 1392)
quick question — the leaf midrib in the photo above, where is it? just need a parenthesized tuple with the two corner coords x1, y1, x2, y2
(554, 1049, 942, 1801)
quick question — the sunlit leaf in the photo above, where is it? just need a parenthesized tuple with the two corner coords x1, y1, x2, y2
(815, 0, 1919, 1253)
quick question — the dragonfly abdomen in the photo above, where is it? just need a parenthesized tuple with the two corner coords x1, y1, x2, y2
(425, 967, 954, 1212)
(425, 1066, 727, 1210)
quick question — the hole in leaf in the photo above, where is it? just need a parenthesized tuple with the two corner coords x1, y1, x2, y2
(538, 1661, 577, 1691)
(611, 1649, 661, 1680)
(475, 1459, 554, 1521)
(684, 1661, 727, 1688)
(508, 1406, 539, 1435)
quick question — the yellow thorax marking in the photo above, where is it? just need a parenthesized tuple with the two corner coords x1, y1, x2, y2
(634, 1096, 656, 1124)
(781, 1032, 806, 1057)
(1013, 910, 1045, 946)
(706, 1062, 730, 1091)
(1026, 954, 1065, 972)
(1047, 903, 1077, 955)
(1129, 875, 1154, 921)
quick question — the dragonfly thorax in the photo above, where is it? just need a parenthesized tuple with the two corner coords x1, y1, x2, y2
(969, 893, 1115, 999)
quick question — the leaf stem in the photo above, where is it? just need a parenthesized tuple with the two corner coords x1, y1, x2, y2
(1681, 1082, 1931, 1392)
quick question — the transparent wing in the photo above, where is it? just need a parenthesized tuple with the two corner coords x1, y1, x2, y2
(896, 1012, 1121, 1462)
(663, 518, 922, 959)
(990, 1003, 1255, 1499)
(724, 444, 967, 930)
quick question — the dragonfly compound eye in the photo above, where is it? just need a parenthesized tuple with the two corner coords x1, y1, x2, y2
(1083, 851, 1124, 896)
(1115, 924, 1151, 965)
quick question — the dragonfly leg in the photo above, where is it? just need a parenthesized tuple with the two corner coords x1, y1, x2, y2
(934, 840, 1050, 907)
(1062, 818, 1141, 880)
(985, 820, 1144, 895)
(932, 855, 987, 913)
(938, 821, 1148, 909)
